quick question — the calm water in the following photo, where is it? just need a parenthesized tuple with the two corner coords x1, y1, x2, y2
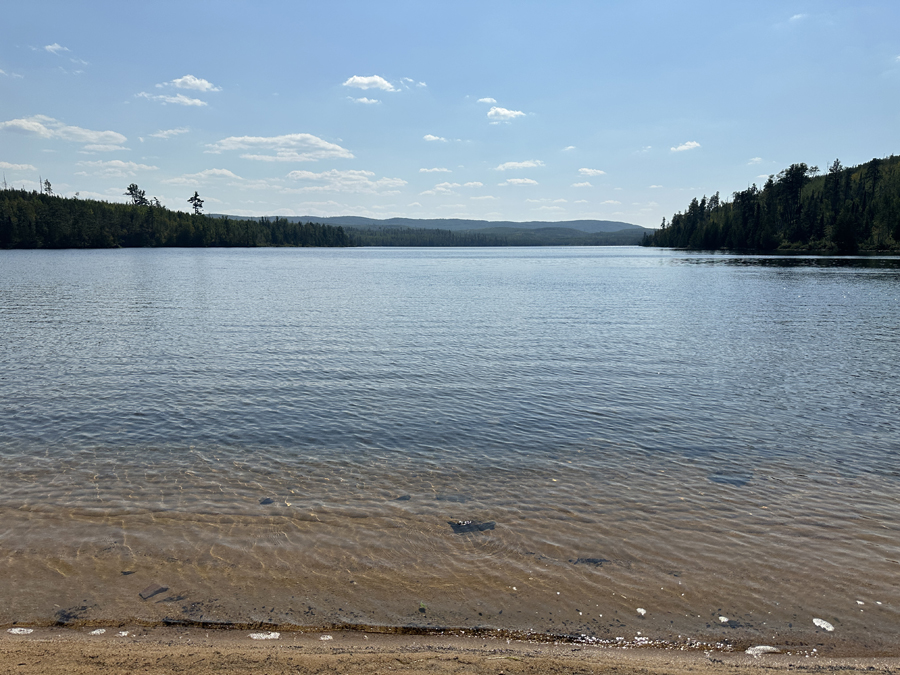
(1, 247, 898, 654)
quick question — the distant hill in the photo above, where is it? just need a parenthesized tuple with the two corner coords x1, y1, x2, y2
(213, 215, 643, 234)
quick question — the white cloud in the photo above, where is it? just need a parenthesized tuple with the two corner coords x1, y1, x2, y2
(423, 134, 447, 142)
(487, 106, 525, 122)
(76, 159, 158, 177)
(0, 115, 127, 149)
(463, 182, 483, 188)
(342, 75, 397, 92)
(45, 43, 69, 54)
(207, 133, 353, 162)
(470, 195, 496, 200)
(81, 144, 129, 152)
(600, 200, 621, 205)
(671, 141, 701, 152)
(408, 202, 422, 207)
(477, 97, 497, 104)
(574, 199, 588, 203)
(420, 167, 450, 173)
(789, 13, 807, 21)
(571, 181, 592, 188)
(499, 178, 538, 186)
(649, 184, 663, 188)
(495, 160, 544, 171)
(150, 127, 190, 140)
(137, 92, 207, 106)
(748, 157, 763, 165)
(0, 161, 37, 171)
(352, 97, 381, 104)
(562, 145, 576, 151)
(0, 69, 6, 76)
(578, 168, 605, 176)
(534, 205, 564, 212)
(165, 75, 221, 92)
(286, 168, 406, 193)
(162, 168, 241, 185)
(417, 81, 426, 87)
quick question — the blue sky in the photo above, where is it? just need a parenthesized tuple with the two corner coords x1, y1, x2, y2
(1, 1, 899, 227)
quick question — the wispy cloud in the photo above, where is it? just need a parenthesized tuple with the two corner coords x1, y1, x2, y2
(0, 161, 37, 171)
(499, 178, 538, 186)
(572, 182, 592, 188)
(76, 159, 158, 177)
(159, 75, 221, 92)
(162, 168, 241, 185)
(495, 160, 544, 171)
(464, 182, 483, 188)
(352, 97, 380, 104)
(477, 97, 497, 104)
(789, 13, 807, 21)
(137, 92, 207, 106)
(562, 145, 576, 151)
(342, 75, 397, 92)
(44, 43, 69, 54)
(600, 200, 621, 205)
(150, 127, 190, 140)
(748, 157, 762, 165)
(649, 184, 663, 188)
(287, 169, 406, 193)
(487, 106, 525, 123)
(207, 133, 353, 162)
(471, 195, 495, 200)
(423, 134, 447, 142)
(0, 115, 126, 150)
(671, 141, 700, 152)
(420, 167, 450, 173)
(578, 168, 605, 176)
(81, 144, 129, 152)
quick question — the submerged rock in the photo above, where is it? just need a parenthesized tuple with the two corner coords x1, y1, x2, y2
(448, 520, 495, 534)
(139, 583, 168, 600)
(259, 497, 275, 505)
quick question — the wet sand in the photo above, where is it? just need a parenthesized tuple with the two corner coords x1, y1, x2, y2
(2, 627, 899, 675)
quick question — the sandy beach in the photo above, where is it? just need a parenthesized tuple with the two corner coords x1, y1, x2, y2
(3, 627, 899, 675)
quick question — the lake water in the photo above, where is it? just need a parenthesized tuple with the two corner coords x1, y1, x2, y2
(1, 247, 898, 654)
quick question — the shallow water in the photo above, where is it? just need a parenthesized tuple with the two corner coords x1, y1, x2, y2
(0, 247, 898, 653)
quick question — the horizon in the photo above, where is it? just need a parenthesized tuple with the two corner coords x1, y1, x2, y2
(1, 1, 899, 228)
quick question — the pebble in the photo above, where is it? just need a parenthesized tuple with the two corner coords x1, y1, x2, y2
(89, 629, 106, 635)
(636, 608, 646, 616)
(249, 631, 280, 640)
(718, 616, 729, 623)
(320, 635, 334, 641)
(7, 628, 33, 635)
(746, 645, 779, 656)
(813, 618, 834, 632)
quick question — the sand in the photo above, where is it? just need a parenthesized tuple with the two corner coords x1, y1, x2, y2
(2, 627, 898, 675)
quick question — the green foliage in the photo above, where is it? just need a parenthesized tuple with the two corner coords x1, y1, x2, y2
(0, 190, 350, 249)
(643, 155, 900, 252)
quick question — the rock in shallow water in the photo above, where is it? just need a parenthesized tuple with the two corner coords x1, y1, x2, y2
(448, 520, 495, 534)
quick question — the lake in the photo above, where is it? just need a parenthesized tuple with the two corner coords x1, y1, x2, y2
(0, 246, 898, 654)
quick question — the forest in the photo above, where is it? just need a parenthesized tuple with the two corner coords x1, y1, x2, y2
(0, 189, 350, 249)
(642, 155, 900, 252)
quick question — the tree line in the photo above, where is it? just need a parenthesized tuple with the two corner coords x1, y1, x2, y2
(0, 189, 350, 249)
(642, 155, 900, 252)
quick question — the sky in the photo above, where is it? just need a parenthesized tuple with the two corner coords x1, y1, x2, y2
(1, 1, 899, 228)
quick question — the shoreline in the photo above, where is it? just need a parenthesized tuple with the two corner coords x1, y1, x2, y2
(3, 626, 899, 675)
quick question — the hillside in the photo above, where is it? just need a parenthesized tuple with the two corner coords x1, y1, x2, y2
(643, 155, 900, 252)
(214, 215, 642, 234)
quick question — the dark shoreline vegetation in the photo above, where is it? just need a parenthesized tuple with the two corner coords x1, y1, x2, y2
(0, 189, 351, 249)
(0, 189, 648, 249)
(642, 155, 900, 253)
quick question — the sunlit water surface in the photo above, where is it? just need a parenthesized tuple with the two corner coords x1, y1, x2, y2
(1, 247, 898, 654)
